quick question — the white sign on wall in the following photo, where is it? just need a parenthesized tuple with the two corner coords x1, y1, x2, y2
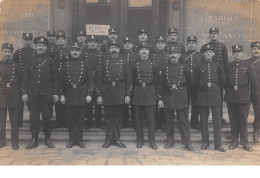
(86, 24, 110, 36)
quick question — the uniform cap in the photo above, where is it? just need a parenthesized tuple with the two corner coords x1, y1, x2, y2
(22, 32, 33, 40)
(34, 36, 49, 46)
(250, 41, 260, 48)
(201, 44, 215, 52)
(47, 30, 56, 37)
(187, 36, 197, 42)
(168, 28, 178, 34)
(56, 30, 66, 39)
(2, 43, 14, 51)
(209, 27, 219, 34)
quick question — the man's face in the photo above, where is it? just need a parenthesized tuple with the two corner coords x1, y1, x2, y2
(124, 41, 133, 50)
(36, 43, 47, 54)
(209, 32, 219, 41)
(70, 48, 81, 58)
(109, 45, 120, 55)
(233, 51, 243, 61)
(77, 35, 87, 43)
(56, 37, 66, 46)
(251, 47, 260, 57)
(1, 48, 13, 61)
(168, 33, 178, 42)
(187, 41, 197, 51)
(169, 51, 181, 63)
(108, 33, 118, 41)
(87, 40, 98, 49)
(47, 36, 56, 44)
(139, 47, 150, 58)
(203, 50, 215, 60)
(138, 33, 148, 42)
(22, 39, 32, 46)
(155, 41, 166, 51)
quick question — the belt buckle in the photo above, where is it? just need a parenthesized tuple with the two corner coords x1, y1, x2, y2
(112, 82, 116, 86)
(207, 83, 211, 88)
(142, 83, 146, 87)
(234, 85, 238, 90)
(6, 83, 10, 88)
(172, 84, 176, 89)
(73, 84, 77, 89)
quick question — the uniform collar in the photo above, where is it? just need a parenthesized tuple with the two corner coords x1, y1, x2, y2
(203, 58, 212, 63)
(187, 50, 196, 54)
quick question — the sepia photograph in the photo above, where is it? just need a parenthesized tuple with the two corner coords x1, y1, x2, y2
(0, 0, 260, 171)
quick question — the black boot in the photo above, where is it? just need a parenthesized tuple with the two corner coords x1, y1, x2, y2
(12, 141, 19, 150)
(66, 129, 74, 148)
(253, 129, 259, 143)
(45, 133, 55, 148)
(26, 132, 38, 149)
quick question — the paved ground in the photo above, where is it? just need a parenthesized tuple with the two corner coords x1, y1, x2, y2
(0, 141, 260, 165)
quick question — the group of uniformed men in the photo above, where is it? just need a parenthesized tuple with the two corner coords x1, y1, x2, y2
(0, 27, 260, 153)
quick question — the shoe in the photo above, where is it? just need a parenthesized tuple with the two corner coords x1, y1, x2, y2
(185, 144, 195, 151)
(78, 141, 85, 148)
(26, 139, 38, 149)
(228, 143, 238, 150)
(66, 140, 74, 148)
(214, 146, 226, 152)
(243, 145, 252, 152)
(102, 140, 112, 148)
(113, 140, 126, 148)
(201, 143, 209, 150)
(164, 142, 173, 149)
(253, 129, 259, 143)
(225, 133, 232, 140)
(12, 142, 19, 150)
(0, 141, 7, 148)
(150, 143, 157, 150)
(45, 139, 55, 148)
(136, 140, 143, 148)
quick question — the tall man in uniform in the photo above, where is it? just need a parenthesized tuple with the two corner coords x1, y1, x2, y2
(100, 28, 119, 57)
(247, 42, 260, 143)
(96, 41, 132, 148)
(132, 44, 159, 150)
(0, 43, 22, 150)
(200, 27, 228, 124)
(181, 36, 203, 130)
(60, 42, 94, 148)
(121, 37, 138, 128)
(152, 36, 168, 130)
(194, 44, 226, 152)
(22, 36, 59, 149)
(158, 46, 195, 151)
(225, 45, 257, 152)
(85, 35, 104, 129)
(133, 29, 153, 53)
(13, 32, 36, 127)
(52, 30, 70, 128)
(165, 28, 186, 54)
(46, 30, 58, 59)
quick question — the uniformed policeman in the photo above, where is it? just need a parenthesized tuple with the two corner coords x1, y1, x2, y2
(52, 30, 70, 128)
(85, 35, 104, 129)
(12, 32, 36, 128)
(225, 45, 257, 152)
(194, 44, 226, 152)
(100, 28, 119, 57)
(121, 37, 138, 129)
(200, 27, 228, 124)
(22, 36, 59, 149)
(152, 36, 168, 130)
(158, 46, 195, 151)
(0, 43, 22, 150)
(132, 44, 159, 150)
(77, 30, 88, 50)
(46, 30, 58, 58)
(133, 28, 154, 53)
(247, 41, 260, 142)
(181, 36, 203, 130)
(96, 41, 132, 148)
(165, 28, 186, 54)
(60, 42, 94, 148)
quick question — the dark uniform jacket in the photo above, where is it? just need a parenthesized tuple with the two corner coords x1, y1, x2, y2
(180, 50, 203, 73)
(194, 58, 226, 106)
(0, 60, 22, 108)
(59, 56, 94, 106)
(165, 41, 186, 54)
(53, 46, 70, 72)
(121, 49, 138, 68)
(224, 60, 257, 103)
(22, 52, 59, 98)
(132, 58, 159, 106)
(85, 49, 103, 76)
(12, 46, 36, 72)
(151, 49, 168, 75)
(96, 54, 132, 105)
(247, 56, 260, 101)
(47, 43, 59, 59)
(159, 60, 194, 110)
(200, 41, 228, 66)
